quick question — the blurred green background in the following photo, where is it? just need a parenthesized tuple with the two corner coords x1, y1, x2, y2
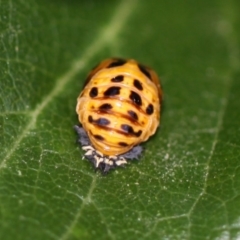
(0, 0, 240, 239)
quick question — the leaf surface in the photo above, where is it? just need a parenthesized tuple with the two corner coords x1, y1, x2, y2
(0, 0, 240, 239)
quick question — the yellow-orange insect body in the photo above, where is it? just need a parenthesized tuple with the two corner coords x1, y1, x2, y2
(75, 58, 162, 172)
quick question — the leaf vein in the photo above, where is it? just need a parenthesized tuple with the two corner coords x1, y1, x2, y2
(186, 6, 240, 237)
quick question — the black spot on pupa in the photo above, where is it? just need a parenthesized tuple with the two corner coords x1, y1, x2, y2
(104, 87, 121, 97)
(121, 124, 142, 137)
(133, 79, 143, 91)
(135, 130, 142, 137)
(127, 110, 138, 121)
(118, 142, 128, 147)
(146, 104, 154, 115)
(129, 91, 142, 106)
(99, 103, 113, 110)
(89, 87, 98, 98)
(107, 59, 126, 68)
(88, 116, 110, 126)
(88, 115, 93, 123)
(95, 118, 110, 126)
(121, 124, 133, 133)
(111, 75, 124, 82)
(93, 135, 104, 141)
(138, 64, 152, 80)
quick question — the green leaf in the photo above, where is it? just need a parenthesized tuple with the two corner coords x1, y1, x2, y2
(1, 0, 240, 239)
